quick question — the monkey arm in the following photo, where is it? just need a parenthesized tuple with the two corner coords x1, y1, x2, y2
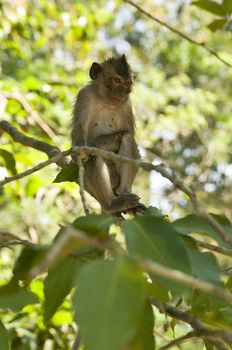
(91, 131, 129, 152)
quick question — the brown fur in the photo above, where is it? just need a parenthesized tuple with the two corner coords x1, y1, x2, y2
(71, 55, 143, 214)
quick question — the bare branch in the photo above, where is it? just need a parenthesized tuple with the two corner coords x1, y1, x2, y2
(153, 300, 232, 346)
(159, 331, 196, 350)
(72, 330, 82, 350)
(0, 149, 71, 188)
(28, 225, 232, 303)
(28, 226, 121, 279)
(0, 231, 30, 248)
(0, 120, 70, 168)
(1, 92, 60, 144)
(140, 259, 232, 303)
(125, 0, 232, 69)
(1, 120, 231, 249)
(193, 238, 232, 258)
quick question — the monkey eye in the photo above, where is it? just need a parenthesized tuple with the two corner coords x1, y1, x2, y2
(123, 78, 132, 88)
(113, 77, 121, 84)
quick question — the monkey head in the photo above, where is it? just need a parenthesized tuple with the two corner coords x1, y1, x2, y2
(89, 55, 133, 102)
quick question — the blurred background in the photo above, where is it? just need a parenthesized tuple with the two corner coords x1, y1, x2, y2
(0, 0, 231, 347)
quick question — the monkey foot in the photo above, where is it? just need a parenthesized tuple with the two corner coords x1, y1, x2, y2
(109, 193, 140, 214)
(123, 202, 147, 216)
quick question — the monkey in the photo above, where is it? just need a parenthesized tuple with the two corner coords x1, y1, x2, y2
(71, 54, 145, 215)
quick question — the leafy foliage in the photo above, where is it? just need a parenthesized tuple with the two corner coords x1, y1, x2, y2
(1, 0, 232, 349)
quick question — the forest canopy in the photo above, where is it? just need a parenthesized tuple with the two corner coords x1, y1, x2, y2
(0, 0, 232, 349)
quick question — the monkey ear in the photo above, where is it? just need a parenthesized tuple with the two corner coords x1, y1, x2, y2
(120, 54, 127, 63)
(89, 62, 102, 80)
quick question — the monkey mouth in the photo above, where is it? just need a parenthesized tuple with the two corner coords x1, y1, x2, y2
(111, 96, 127, 103)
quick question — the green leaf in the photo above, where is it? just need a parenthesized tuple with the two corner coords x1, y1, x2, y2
(0, 282, 38, 311)
(172, 214, 232, 247)
(204, 340, 214, 350)
(44, 257, 82, 322)
(129, 302, 155, 350)
(122, 216, 191, 296)
(73, 257, 148, 350)
(13, 245, 48, 282)
(53, 163, 79, 183)
(192, 0, 225, 16)
(144, 206, 165, 217)
(72, 214, 115, 238)
(223, 0, 232, 13)
(220, 306, 232, 322)
(0, 320, 9, 350)
(191, 291, 232, 329)
(182, 236, 223, 286)
(208, 18, 227, 31)
(0, 149, 17, 175)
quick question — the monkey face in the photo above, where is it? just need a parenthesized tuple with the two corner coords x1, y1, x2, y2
(89, 55, 133, 101)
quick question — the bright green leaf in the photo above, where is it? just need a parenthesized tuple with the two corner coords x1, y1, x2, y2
(73, 257, 148, 350)
(208, 18, 227, 31)
(192, 0, 225, 16)
(122, 216, 192, 296)
(44, 257, 82, 322)
(53, 163, 79, 183)
(0, 320, 9, 350)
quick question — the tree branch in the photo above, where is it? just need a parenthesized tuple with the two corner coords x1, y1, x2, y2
(72, 329, 82, 350)
(0, 149, 71, 187)
(28, 225, 232, 303)
(1, 92, 60, 144)
(0, 120, 69, 168)
(153, 300, 232, 346)
(125, 0, 232, 69)
(193, 238, 232, 258)
(1, 120, 231, 249)
(159, 331, 196, 350)
(140, 258, 232, 303)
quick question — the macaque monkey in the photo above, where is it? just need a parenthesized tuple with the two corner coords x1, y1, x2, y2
(71, 55, 145, 215)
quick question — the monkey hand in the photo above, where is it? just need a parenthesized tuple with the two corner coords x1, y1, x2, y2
(71, 148, 89, 164)
(114, 130, 129, 140)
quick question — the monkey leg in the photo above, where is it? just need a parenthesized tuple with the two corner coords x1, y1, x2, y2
(83, 156, 140, 214)
(117, 133, 140, 194)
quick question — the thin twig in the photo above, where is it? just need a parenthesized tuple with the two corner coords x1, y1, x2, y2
(210, 340, 228, 350)
(125, 0, 232, 69)
(1, 92, 60, 144)
(0, 120, 69, 168)
(28, 226, 119, 279)
(0, 231, 30, 248)
(1, 120, 231, 249)
(159, 331, 196, 350)
(72, 329, 82, 350)
(152, 300, 232, 345)
(193, 238, 232, 258)
(140, 259, 232, 303)
(0, 149, 71, 187)
(28, 226, 232, 302)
